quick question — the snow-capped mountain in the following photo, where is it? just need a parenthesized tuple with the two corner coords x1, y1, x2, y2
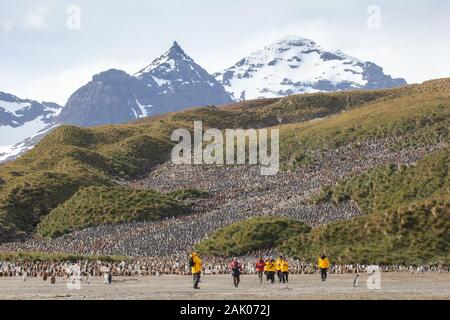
(0, 92, 62, 162)
(214, 35, 407, 100)
(58, 42, 233, 127)
(1, 42, 233, 162)
(134, 41, 233, 113)
(1, 37, 408, 163)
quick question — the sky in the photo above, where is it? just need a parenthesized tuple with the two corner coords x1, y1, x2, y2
(1, 0, 449, 105)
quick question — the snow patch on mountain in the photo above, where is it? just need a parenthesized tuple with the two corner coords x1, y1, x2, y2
(0, 143, 29, 163)
(0, 101, 33, 115)
(0, 93, 62, 153)
(134, 100, 154, 118)
(132, 42, 233, 113)
(0, 121, 61, 163)
(0, 116, 50, 146)
(215, 35, 407, 100)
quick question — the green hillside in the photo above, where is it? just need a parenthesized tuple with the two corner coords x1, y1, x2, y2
(0, 79, 449, 242)
(313, 147, 449, 214)
(199, 148, 449, 264)
(195, 216, 311, 256)
(280, 195, 449, 265)
(37, 186, 190, 238)
(280, 147, 449, 265)
(280, 79, 450, 168)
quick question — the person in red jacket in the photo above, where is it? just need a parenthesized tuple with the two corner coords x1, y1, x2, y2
(255, 257, 265, 283)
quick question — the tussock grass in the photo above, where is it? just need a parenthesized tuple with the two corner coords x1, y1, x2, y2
(280, 196, 449, 265)
(195, 216, 311, 256)
(198, 148, 449, 264)
(37, 186, 190, 238)
(313, 148, 449, 214)
(0, 78, 449, 244)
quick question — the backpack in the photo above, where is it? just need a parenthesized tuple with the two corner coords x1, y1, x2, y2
(189, 256, 195, 268)
(231, 262, 241, 276)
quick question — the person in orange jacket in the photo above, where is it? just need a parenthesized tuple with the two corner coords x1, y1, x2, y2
(318, 254, 330, 282)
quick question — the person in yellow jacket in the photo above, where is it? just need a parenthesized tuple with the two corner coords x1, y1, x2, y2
(190, 252, 202, 289)
(264, 258, 269, 281)
(275, 256, 283, 283)
(265, 258, 276, 284)
(318, 254, 330, 282)
(281, 257, 289, 284)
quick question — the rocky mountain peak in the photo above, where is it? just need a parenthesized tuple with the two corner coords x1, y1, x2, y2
(271, 35, 318, 48)
(92, 69, 132, 84)
(135, 41, 194, 80)
(132, 41, 233, 113)
(55, 42, 233, 128)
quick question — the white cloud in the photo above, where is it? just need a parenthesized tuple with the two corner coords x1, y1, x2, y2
(0, 20, 14, 33)
(23, 4, 52, 30)
(13, 60, 147, 105)
(1, 0, 449, 103)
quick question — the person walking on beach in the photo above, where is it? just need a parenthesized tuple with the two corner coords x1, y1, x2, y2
(190, 251, 202, 289)
(229, 258, 243, 288)
(255, 258, 265, 283)
(103, 267, 113, 284)
(281, 257, 289, 284)
(276, 256, 283, 283)
(264, 258, 269, 281)
(353, 274, 359, 287)
(318, 254, 330, 282)
(266, 258, 276, 284)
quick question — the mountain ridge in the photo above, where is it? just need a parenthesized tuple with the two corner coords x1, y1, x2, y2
(0, 92, 62, 162)
(58, 42, 234, 127)
(215, 35, 407, 100)
(0, 36, 409, 163)
(0, 41, 234, 161)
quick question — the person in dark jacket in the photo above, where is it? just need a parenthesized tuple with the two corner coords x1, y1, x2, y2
(229, 258, 244, 288)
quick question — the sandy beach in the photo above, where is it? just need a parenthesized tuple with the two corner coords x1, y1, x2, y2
(0, 273, 449, 300)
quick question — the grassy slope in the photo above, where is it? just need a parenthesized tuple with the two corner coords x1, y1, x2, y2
(0, 79, 449, 242)
(37, 186, 190, 238)
(280, 195, 449, 265)
(201, 148, 448, 264)
(195, 216, 311, 256)
(280, 80, 450, 168)
(313, 148, 449, 214)
(279, 148, 449, 265)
